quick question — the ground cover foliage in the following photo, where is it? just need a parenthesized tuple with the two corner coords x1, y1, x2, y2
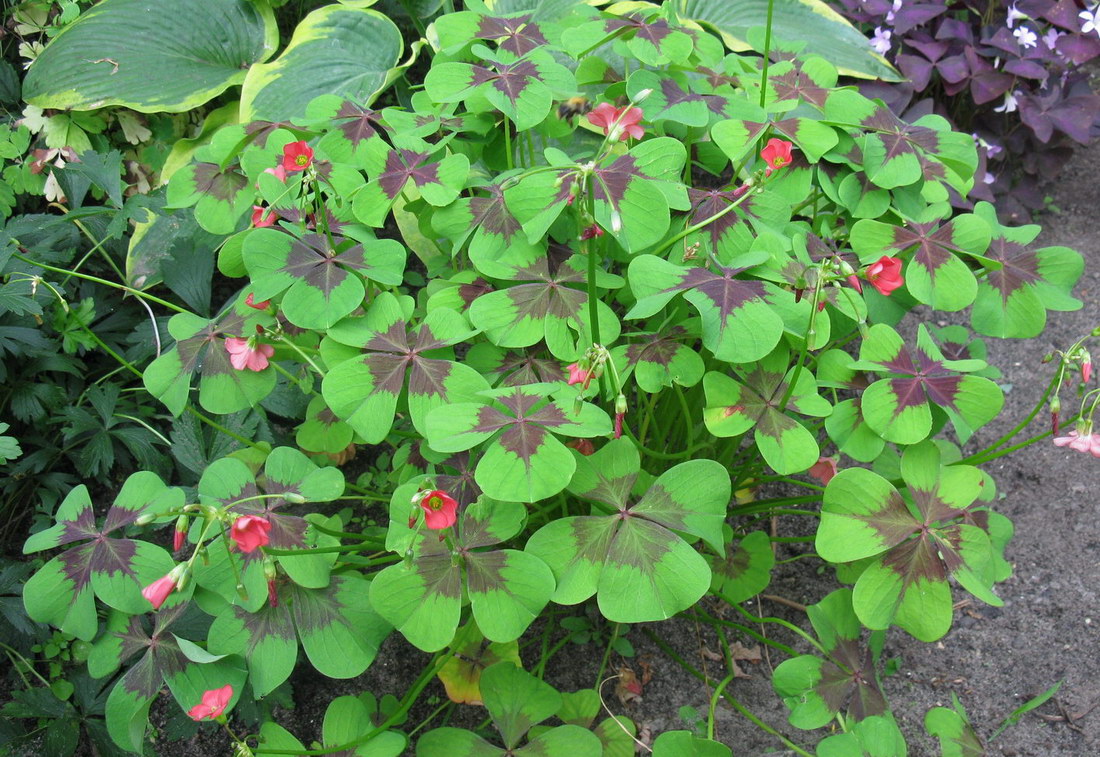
(0, 0, 1096, 755)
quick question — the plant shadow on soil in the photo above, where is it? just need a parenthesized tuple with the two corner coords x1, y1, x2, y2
(20, 147, 1099, 757)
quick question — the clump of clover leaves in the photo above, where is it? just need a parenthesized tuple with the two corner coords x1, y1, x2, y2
(258, 692, 409, 757)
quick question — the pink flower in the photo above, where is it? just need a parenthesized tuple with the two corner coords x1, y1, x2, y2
(225, 337, 274, 371)
(865, 256, 904, 296)
(1083, 357, 1092, 384)
(566, 362, 594, 388)
(587, 103, 645, 141)
(188, 685, 233, 721)
(282, 141, 314, 172)
(244, 293, 270, 310)
(251, 205, 277, 228)
(264, 165, 288, 183)
(760, 138, 794, 176)
(418, 490, 458, 530)
(173, 518, 187, 552)
(808, 456, 838, 485)
(1053, 430, 1100, 457)
(141, 571, 179, 610)
(230, 515, 272, 553)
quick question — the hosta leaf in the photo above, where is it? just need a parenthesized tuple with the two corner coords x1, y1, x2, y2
(23, 0, 277, 113)
(627, 256, 785, 364)
(143, 310, 275, 416)
(352, 139, 470, 227)
(243, 229, 406, 329)
(240, 6, 403, 123)
(970, 201, 1083, 338)
(323, 293, 489, 442)
(710, 529, 774, 602)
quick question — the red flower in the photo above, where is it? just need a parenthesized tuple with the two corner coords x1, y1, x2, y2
(419, 490, 458, 530)
(230, 515, 272, 553)
(587, 103, 645, 141)
(808, 456, 838, 486)
(173, 516, 188, 552)
(251, 205, 277, 228)
(580, 224, 604, 240)
(244, 292, 270, 310)
(1083, 355, 1092, 383)
(282, 141, 314, 172)
(760, 138, 794, 176)
(225, 336, 274, 371)
(141, 565, 185, 610)
(188, 685, 233, 721)
(865, 256, 904, 296)
(566, 362, 593, 387)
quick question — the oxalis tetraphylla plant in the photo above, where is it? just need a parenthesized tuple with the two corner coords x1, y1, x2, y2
(16, 1, 1090, 755)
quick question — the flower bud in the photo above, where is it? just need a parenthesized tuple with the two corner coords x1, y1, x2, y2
(236, 583, 249, 602)
(633, 88, 653, 103)
(173, 515, 188, 552)
(134, 513, 157, 526)
(610, 210, 622, 233)
(284, 491, 306, 504)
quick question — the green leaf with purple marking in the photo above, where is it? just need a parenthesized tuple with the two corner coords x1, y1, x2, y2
(425, 383, 611, 502)
(709, 529, 774, 603)
(425, 47, 575, 130)
(773, 589, 887, 729)
(711, 103, 839, 166)
(322, 292, 490, 443)
(970, 201, 1083, 338)
(23, 472, 183, 640)
(854, 324, 1003, 444)
(850, 215, 990, 311)
(143, 310, 276, 416)
(432, 10, 555, 56)
(208, 572, 390, 695)
(524, 439, 730, 622)
(468, 248, 621, 361)
(627, 256, 786, 364)
(296, 395, 354, 454)
(702, 347, 831, 474)
(95, 606, 248, 752)
(682, 185, 792, 262)
(243, 229, 406, 329)
(166, 125, 255, 234)
(610, 325, 705, 393)
(504, 138, 688, 253)
(925, 694, 986, 757)
(433, 181, 543, 276)
(816, 442, 1002, 640)
(563, 10, 694, 66)
(351, 138, 470, 226)
(371, 499, 554, 651)
(626, 70, 709, 128)
(816, 715, 908, 757)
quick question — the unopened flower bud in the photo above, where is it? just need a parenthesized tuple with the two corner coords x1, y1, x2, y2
(134, 513, 157, 526)
(610, 210, 622, 233)
(173, 563, 192, 593)
(1081, 351, 1092, 383)
(615, 394, 628, 415)
(1051, 395, 1061, 434)
(236, 583, 249, 602)
(284, 491, 306, 504)
(173, 515, 188, 552)
(633, 88, 653, 103)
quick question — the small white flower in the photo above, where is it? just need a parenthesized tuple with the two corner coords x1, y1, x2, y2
(985, 141, 1003, 158)
(886, 0, 902, 23)
(870, 27, 893, 54)
(1080, 8, 1100, 37)
(1043, 28, 1064, 50)
(1006, 4, 1027, 29)
(983, 172, 996, 185)
(994, 91, 1020, 113)
(1013, 25, 1038, 48)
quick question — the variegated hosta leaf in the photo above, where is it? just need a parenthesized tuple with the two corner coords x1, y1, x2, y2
(243, 229, 406, 330)
(815, 442, 1003, 640)
(854, 323, 1003, 444)
(426, 383, 612, 503)
(772, 589, 887, 730)
(89, 606, 248, 753)
(610, 325, 706, 393)
(143, 310, 275, 416)
(322, 292, 490, 443)
(371, 499, 555, 651)
(627, 256, 787, 364)
(702, 347, 832, 475)
(208, 573, 391, 696)
(467, 249, 622, 361)
(849, 214, 991, 311)
(525, 439, 730, 622)
(23, 472, 183, 640)
(425, 46, 576, 131)
(351, 137, 470, 226)
(970, 201, 1083, 338)
(504, 137, 688, 253)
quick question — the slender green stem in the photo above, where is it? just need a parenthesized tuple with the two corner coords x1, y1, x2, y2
(759, 0, 776, 108)
(186, 407, 264, 449)
(673, 384, 696, 450)
(594, 622, 620, 689)
(653, 186, 759, 259)
(12, 252, 190, 314)
(274, 333, 326, 378)
(707, 672, 737, 741)
(725, 599, 828, 656)
(642, 629, 812, 757)
(586, 234, 601, 345)
(504, 117, 513, 171)
(963, 367, 1060, 460)
(261, 545, 373, 557)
